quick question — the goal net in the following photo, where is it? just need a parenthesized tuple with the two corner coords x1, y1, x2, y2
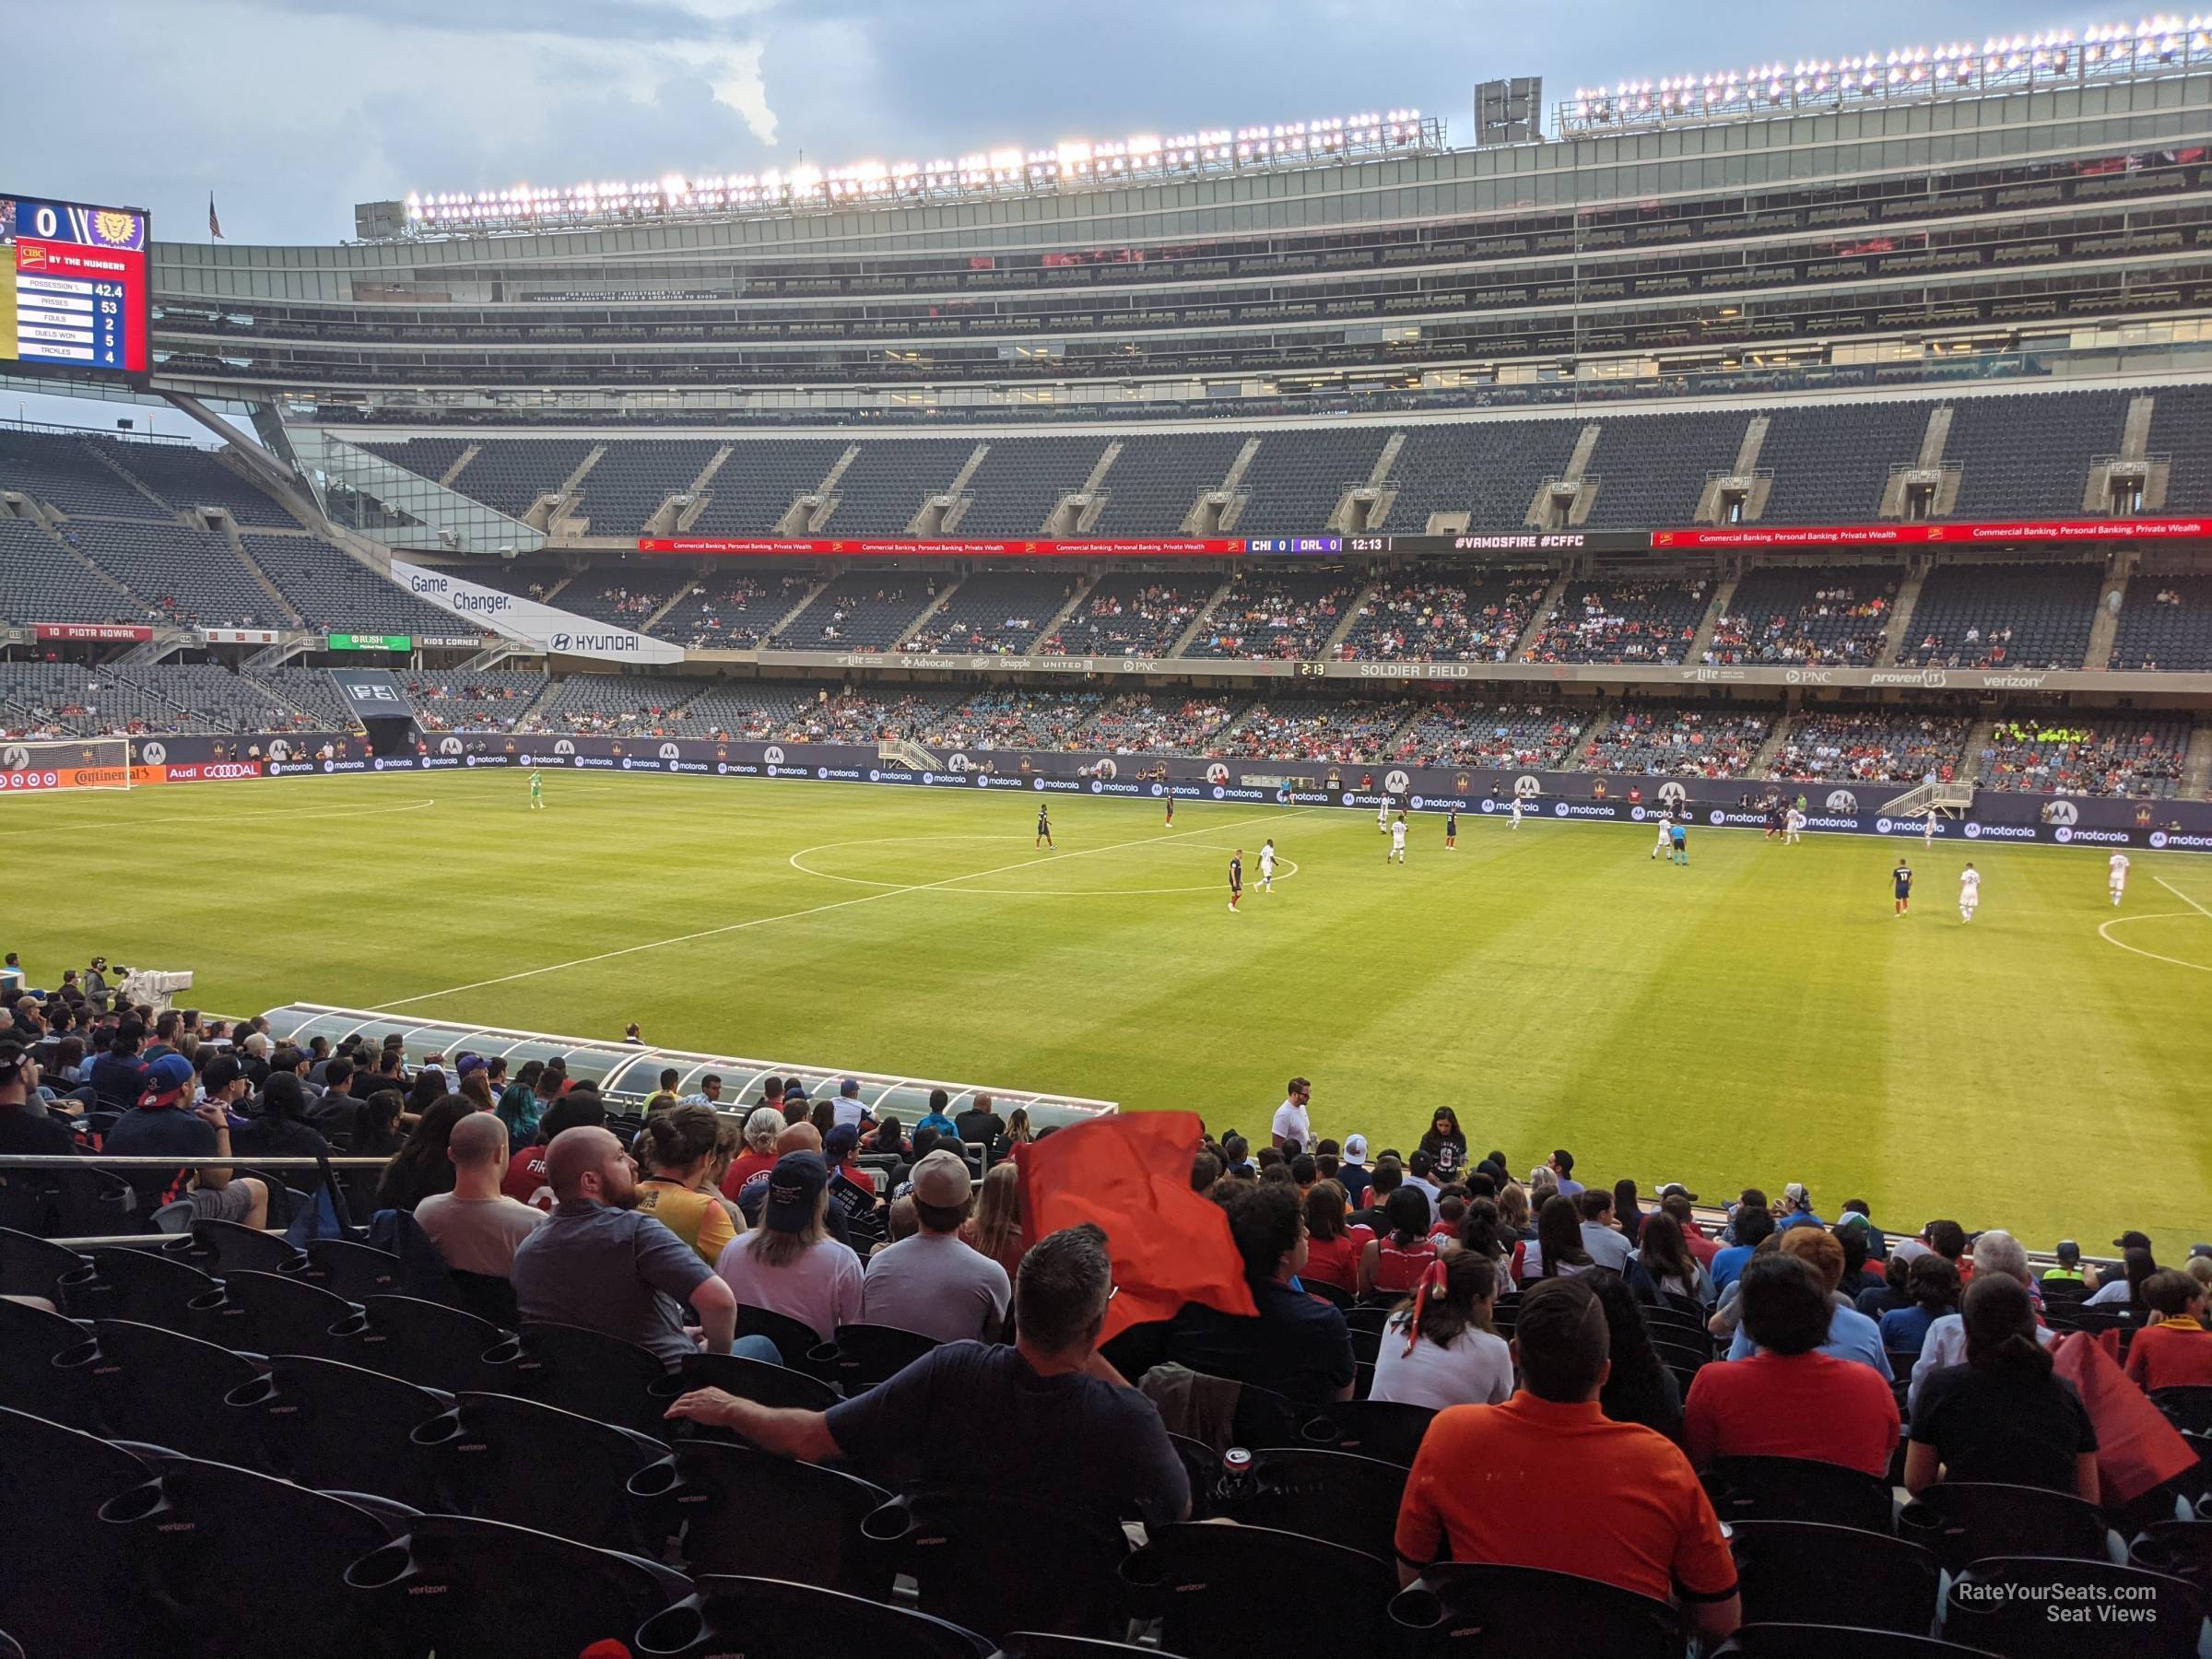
(0, 737, 137, 794)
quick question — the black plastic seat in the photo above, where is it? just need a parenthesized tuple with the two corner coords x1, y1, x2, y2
(1705, 1453, 1897, 1534)
(2150, 1386, 2212, 1435)
(1717, 1627, 2001, 1657)
(0, 1225, 89, 1305)
(1730, 1519, 1940, 1632)
(1302, 1396, 1436, 1466)
(2130, 1518, 2212, 1592)
(180, 1218, 305, 1275)
(648, 1349, 841, 1423)
(1211, 1444, 1407, 1558)
(633, 1573, 992, 1659)
(295, 1236, 402, 1302)
(344, 1512, 691, 1659)
(997, 1638, 1176, 1659)
(1898, 1481, 2112, 1571)
(353, 1293, 510, 1393)
(812, 1322, 940, 1392)
(192, 1267, 364, 1361)
(0, 1296, 100, 1430)
(0, 1164, 137, 1238)
(225, 1353, 447, 1510)
(1390, 1563, 1681, 1658)
(0, 1406, 157, 1659)
(99, 1453, 409, 1659)
(733, 1301, 826, 1368)
(68, 1244, 223, 1334)
(1653, 1335, 1712, 1371)
(1125, 1522, 1395, 1657)
(78, 1318, 265, 1466)
(1945, 1557, 2207, 1659)
(865, 1489, 1129, 1640)
(413, 1389, 667, 1551)
(628, 1439, 894, 1592)
(498, 1319, 669, 1433)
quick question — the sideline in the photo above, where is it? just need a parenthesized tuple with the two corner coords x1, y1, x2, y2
(786, 832, 1301, 899)
(0, 796, 437, 838)
(372, 805, 1319, 1009)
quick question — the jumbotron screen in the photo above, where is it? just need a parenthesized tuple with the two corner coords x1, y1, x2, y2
(0, 194, 151, 381)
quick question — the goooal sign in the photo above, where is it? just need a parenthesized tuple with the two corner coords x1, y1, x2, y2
(388, 559, 684, 665)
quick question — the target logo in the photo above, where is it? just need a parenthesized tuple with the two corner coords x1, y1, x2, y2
(440, 736, 464, 756)
(658, 743, 680, 760)
(1657, 781, 1688, 810)
(763, 746, 785, 766)
(1825, 790, 1858, 814)
(1206, 762, 1230, 785)
(554, 739, 576, 757)
(1384, 770, 1411, 797)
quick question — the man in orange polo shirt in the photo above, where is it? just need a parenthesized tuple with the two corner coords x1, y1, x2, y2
(1394, 1277, 1742, 1646)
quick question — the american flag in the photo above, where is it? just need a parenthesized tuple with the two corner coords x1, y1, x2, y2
(208, 194, 224, 240)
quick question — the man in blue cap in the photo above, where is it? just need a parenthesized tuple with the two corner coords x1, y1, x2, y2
(103, 1052, 269, 1230)
(830, 1076, 869, 1132)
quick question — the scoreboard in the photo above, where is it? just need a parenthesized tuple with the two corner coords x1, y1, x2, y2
(0, 194, 151, 382)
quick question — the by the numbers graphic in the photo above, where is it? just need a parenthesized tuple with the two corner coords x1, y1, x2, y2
(1, 193, 152, 381)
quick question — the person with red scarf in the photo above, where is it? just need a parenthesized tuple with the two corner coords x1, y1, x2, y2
(1371, 1251, 1513, 1410)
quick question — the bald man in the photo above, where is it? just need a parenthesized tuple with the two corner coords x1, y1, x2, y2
(413, 1111, 547, 1278)
(510, 1125, 744, 1364)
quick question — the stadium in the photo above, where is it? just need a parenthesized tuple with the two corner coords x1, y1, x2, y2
(4, 14, 2212, 1657)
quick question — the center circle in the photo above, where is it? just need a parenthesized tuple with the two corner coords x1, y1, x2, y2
(789, 833, 1299, 899)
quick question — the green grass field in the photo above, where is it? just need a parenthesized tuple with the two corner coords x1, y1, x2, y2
(9, 769, 2208, 1245)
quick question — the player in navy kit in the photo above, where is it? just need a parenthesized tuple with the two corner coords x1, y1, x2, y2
(1445, 806, 1458, 849)
(1892, 858, 1913, 916)
(1035, 804, 1054, 849)
(1163, 795, 1174, 828)
(1228, 849, 1243, 912)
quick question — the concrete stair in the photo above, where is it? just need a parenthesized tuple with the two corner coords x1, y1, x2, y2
(2084, 564, 2130, 670)
(1684, 575, 1740, 664)
(1170, 575, 1240, 657)
(1512, 572, 1574, 659)
(1877, 567, 1929, 667)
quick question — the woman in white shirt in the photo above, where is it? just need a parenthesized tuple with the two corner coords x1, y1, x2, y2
(1370, 1250, 1514, 1411)
(714, 1150, 863, 1341)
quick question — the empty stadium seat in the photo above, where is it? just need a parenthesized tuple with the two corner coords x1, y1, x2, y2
(1898, 1482, 2113, 1571)
(353, 1294, 512, 1394)
(192, 1268, 364, 1362)
(0, 1406, 159, 1659)
(732, 1301, 827, 1367)
(225, 1353, 447, 1510)
(1730, 1519, 1940, 1632)
(1704, 1454, 1898, 1535)
(864, 1490, 1130, 1640)
(413, 1390, 669, 1550)
(649, 1348, 840, 1418)
(1302, 1396, 1435, 1466)
(294, 1237, 402, 1302)
(633, 1573, 994, 1659)
(2129, 1519, 2212, 1593)
(1209, 1444, 1407, 1558)
(628, 1438, 895, 1591)
(1390, 1563, 1682, 1659)
(1124, 1521, 1396, 1657)
(1944, 1557, 2206, 1659)
(179, 1218, 305, 1276)
(500, 1319, 671, 1434)
(0, 1227, 88, 1306)
(78, 1318, 265, 1466)
(0, 1297, 100, 1430)
(66, 1246, 222, 1335)
(812, 1322, 940, 1392)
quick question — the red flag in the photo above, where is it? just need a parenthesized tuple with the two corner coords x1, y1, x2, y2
(2052, 1330, 2197, 1505)
(1022, 1111, 1257, 1342)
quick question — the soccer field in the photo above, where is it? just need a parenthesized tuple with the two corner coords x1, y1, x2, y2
(9, 769, 2207, 1245)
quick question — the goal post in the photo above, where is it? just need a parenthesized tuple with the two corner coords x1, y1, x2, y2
(0, 736, 136, 794)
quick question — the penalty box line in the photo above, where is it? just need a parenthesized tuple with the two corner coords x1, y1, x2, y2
(372, 804, 1320, 1010)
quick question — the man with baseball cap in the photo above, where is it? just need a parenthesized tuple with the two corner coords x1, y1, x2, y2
(0, 1042, 77, 1159)
(830, 1077, 869, 1131)
(860, 1148, 1009, 1344)
(712, 1149, 864, 1342)
(102, 1053, 269, 1230)
(1336, 1133, 1372, 1206)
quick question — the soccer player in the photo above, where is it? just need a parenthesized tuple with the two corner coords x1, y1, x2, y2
(1892, 858, 1913, 916)
(1510, 794, 1524, 830)
(1378, 795, 1391, 835)
(528, 768, 544, 810)
(1445, 805, 1458, 849)
(1390, 813, 1408, 865)
(1163, 795, 1174, 828)
(1652, 812, 1674, 861)
(1258, 839, 1277, 893)
(1958, 863, 1980, 923)
(1668, 817, 1688, 866)
(1784, 806, 1806, 845)
(1228, 849, 1243, 913)
(1923, 806, 1938, 848)
(2109, 851, 2130, 907)
(1035, 804, 1053, 850)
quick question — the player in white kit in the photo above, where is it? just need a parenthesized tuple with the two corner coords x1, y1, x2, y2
(1652, 812, 1674, 860)
(1379, 795, 1391, 834)
(1784, 806, 1806, 845)
(1958, 863, 1980, 923)
(1389, 814, 1408, 864)
(1511, 795, 1524, 830)
(1923, 807, 1938, 847)
(2109, 852, 2130, 906)
(1258, 839, 1277, 893)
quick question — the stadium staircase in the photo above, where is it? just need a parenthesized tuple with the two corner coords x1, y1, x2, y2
(763, 572, 833, 639)
(25, 515, 151, 618)
(1876, 565, 1930, 667)
(2084, 562, 2132, 670)
(1880, 778, 1976, 818)
(1683, 574, 1740, 663)
(1321, 578, 1382, 657)
(80, 443, 182, 516)
(1030, 574, 1100, 650)
(1170, 574, 1240, 657)
(214, 523, 307, 628)
(1512, 572, 1574, 659)
(435, 444, 481, 488)
(529, 446, 606, 535)
(1746, 717, 1796, 778)
(511, 677, 565, 727)
(878, 738, 942, 771)
(895, 574, 965, 645)
(2181, 726, 2212, 797)
(640, 579, 696, 638)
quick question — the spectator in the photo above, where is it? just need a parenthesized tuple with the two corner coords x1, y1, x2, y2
(1857, 1252, 1915, 1320)
(1921, 1218, 1971, 1280)
(959, 1160, 1025, 1285)
(1404, 1148, 1441, 1216)
(2088, 1242, 2158, 1308)
(2041, 1239, 2088, 1289)
(1271, 1076, 1312, 1150)
(1727, 1228, 1893, 1381)
(860, 1147, 1009, 1343)
(231, 1072, 331, 1161)
(88, 1021, 149, 1111)
(1775, 1183, 1825, 1230)
(1417, 1108, 1467, 1180)
(634, 1104, 742, 1266)
(1685, 1254, 1900, 1477)
(1497, 1181, 1532, 1241)
(1001, 1107, 1032, 1148)
(510, 1125, 749, 1367)
(1336, 1133, 1372, 1206)
(822, 1124, 879, 1231)
(1710, 1206, 1774, 1293)
(681, 1074, 724, 1111)
(1359, 1186, 1440, 1299)
(1522, 1193, 1594, 1282)
(1613, 1178, 1644, 1248)
(1164, 1179, 1355, 1403)
(500, 1089, 605, 1210)
(1546, 1147, 1584, 1199)
(641, 1068, 683, 1115)
(1219, 1132, 1253, 1181)
(1393, 1277, 1741, 1643)
(1371, 1253, 1512, 1410)
(954, 1091, 1004, 1160)
(1579, 1189, 1636, 1271)
(304, 1057, 357, 1135)
(914, 1088, 959, 1141)
(830, 1077, 870, 1130)
(1906, 1275, 2099, 1501)
(1630, 1210, 1712, 1308)
(714, 1151, 865, 1342)
(2124, 1269, 2212, 1392)
(1589, 1269, 1687, 1443)
(864, 1112, 910, 1162)
(375, 1095, 474, 1213)
(665, 1223, 1190, 1526)
(1879, 1255, 1961, 1359)
(413, 1112, 547, 1277)
(719, 1106, 783, 1202)
(102, 1053, 268, 1230)
(1347, 1159, 1400, 1230)
(0, 1042, 75, 1158)
(1300, 1181, 1363, 1295)
(1907, 1230, 2056, 1416)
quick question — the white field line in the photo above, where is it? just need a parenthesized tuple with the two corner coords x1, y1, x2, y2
(2098, 913, 2212, 973)
(2154, 875, 2212, 918)
(372, 805, 1320, 1009)
(0, 796, 438, 838)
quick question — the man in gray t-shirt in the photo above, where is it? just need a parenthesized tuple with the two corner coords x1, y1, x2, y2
(860, 1148, 1010, 1344)
(510, 1125, 740, 1366)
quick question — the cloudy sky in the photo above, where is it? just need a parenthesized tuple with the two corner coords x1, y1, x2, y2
(18, 0, 2066, 246)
